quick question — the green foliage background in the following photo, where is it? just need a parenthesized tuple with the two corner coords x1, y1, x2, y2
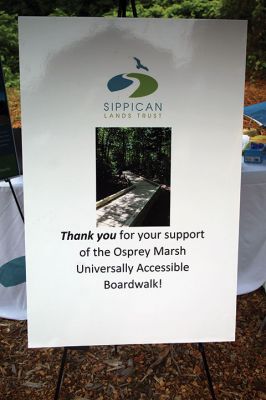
(0, 0, 265, 87)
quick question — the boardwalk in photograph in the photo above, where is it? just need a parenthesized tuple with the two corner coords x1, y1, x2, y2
(96, 171, 160, 227)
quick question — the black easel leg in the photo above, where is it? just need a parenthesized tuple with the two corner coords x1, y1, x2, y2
(118, 0, 127, 17)
(198, 343, 217, 400)
(131, 0, 137, 17)
(54, 347, 68, 400)
(5, 178, 24, 222)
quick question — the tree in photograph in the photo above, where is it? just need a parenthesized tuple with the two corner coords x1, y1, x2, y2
(96, 127, 171, 200)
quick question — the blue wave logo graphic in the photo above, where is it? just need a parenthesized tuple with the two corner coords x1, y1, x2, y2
(0, 256, 26, 287)
(108, 74, 133, 92)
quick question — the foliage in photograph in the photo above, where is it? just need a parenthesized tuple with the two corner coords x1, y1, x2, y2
(96, 127, 171, 201)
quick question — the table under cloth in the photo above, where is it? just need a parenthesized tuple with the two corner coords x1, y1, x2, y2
(0, 164, 265, 320)
(0, 177, 26, 319)
(238, 159, 266, 294)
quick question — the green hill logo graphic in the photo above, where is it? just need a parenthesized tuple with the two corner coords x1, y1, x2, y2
(107, 57, 158, 98)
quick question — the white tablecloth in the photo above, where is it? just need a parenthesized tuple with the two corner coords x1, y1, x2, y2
(238, 159, 266, 294)
(0, 176, 26, 319)
(0, 165, 265, 320)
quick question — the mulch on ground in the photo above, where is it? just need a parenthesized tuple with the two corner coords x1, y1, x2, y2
(243, 80, 266, 132)
(0, 288, 265, 400)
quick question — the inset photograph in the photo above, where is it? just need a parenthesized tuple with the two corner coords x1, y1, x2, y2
(96, 127, 171, 228)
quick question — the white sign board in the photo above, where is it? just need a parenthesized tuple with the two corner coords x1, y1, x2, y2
(19, 17, 247, 347)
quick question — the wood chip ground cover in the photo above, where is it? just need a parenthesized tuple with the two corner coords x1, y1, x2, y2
(0, 289, 265, 399)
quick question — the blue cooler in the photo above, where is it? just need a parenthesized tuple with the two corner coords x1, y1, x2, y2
(243, 142, 266, 164)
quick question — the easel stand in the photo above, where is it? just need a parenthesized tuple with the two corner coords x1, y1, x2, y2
(199, 343, 217, 399)
(5, 178, 24, 222)
(54, 344, 216, 400)
(118, 0, 137, 17)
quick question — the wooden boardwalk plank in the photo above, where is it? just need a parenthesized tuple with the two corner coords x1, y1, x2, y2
(96, 171, 160, 227)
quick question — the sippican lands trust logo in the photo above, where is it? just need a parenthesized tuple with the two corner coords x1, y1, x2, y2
(107, 57, 158, 98)
(104, 57, 162, 119)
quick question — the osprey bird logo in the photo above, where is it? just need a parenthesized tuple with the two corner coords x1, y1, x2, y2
(107, 57, 158, 98)
(133, 57, 149, 71)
